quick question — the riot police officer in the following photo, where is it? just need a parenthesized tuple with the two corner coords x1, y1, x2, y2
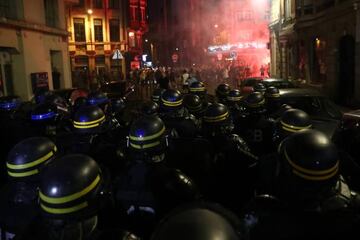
(29, 102, 72, 143)
(188, 81, 212, 106)
(114, 116, 200, 238)
(70, 105, 121, 174)
(199, 103, 258, 210)
(238, 92, 275, 156)
(141, 101, 159, 117)
(21, 154, 135, 240)
(216, 83, 231, 104)
(151, 202, 244, 240)
(273, 108, 312, 146)
(242, 129, 360, 239)
(159, 89, 198, 138)
(87, 90, 110, 113)
(226, 89, 245, 133)
(264, 86, 282, 118)
(253, 82, 266, 94)
(0, 137, 57, 239)
(183, 94, 206, 121)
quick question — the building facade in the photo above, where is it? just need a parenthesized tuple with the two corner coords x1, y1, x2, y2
(270, 0, 360, 104)
(0, 0, 74, 100)
(67, 0, 148, 88)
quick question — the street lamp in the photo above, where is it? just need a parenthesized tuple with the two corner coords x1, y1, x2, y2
(87, 9, 93, 51)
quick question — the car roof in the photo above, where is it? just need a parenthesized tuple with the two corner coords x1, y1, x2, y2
(279, 88, 324, 97)
(263, 78, 287, 82)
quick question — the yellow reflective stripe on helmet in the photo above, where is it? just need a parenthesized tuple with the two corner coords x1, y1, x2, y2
(162, 98, 183, 107)
(292, 168, 338, 181)
(266, 93, 280, 98)
(8, 169, 39, 177)
(40, 202, 88, 214)
(74, 123, 100, 129)
(39, 175, 100, 204)
(7, 146, 57, 170)
(73, 115, 105, 126)
(227, 96, 243, 101)
(285, 149, 339, 176)
(281, 121, 312, 131)
(189, 87, 205, 92)
(204, 112, 229, 122)
(130, 141, 160, 149)
(129, 126, 165, 141)
(247, 99, 265, 108)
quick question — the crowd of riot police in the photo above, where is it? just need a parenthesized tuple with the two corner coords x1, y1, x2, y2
(1, 80, 360, 240)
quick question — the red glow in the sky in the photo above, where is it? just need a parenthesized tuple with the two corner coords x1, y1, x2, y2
(202, 0, 270, 75)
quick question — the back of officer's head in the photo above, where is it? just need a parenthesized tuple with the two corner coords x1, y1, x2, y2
(202, 103, 233, 137)
(39, 154, 104, 240)
(72, 105, 106, 135)
(277, 108, 312, 140)
(159, 89, 184, 114)
(128, 115, 167, 162)
(6, 137, 57, 203)
(278, 129, 339, 195)
(151, 202, 242, 240)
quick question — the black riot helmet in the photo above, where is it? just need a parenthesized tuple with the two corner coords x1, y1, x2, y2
(278, 129, 339, 191)
(7, 137, 57, 180)
(128, 116, 168, 160)
(216, 83, 231, 103)
(110, 98, 126, 115)
(0, 95, 21, 112)
(243, 92, 266, 114)
(253, 82, 266, 93)
(72, 105, 106, 134)
(152, 88, 166, 103)
(160, 89, 183, 112)
(278, 108, 312, 139)
(265, 86, 280, 99)
(202, 103, 233, 136)
(34, 89, 52, 105)
(151, 202, 242, 240)
(31, 103, 58, 123)
(189, 81, 207, 96)
(87, 91, 109, 110)
(227, 89, 243, 104)
(141, 101, 159, 117)
(184, 94, 204, 116)
(39, 154, 104, 224)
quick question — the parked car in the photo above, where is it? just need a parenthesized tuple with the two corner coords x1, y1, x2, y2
(278, 88, 343, 138)
(263, 78, 296, 89)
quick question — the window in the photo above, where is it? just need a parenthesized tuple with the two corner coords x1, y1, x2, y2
(94, 19, 103, 42)
(0, 0, 18, 19)
(74, 18, 86, 42)
(236, 10, 253, 22)
(75, 0, 84, 8)
(109, 19, 120, 42)
(44, 0, 58, 27)
(109, 0, 119, 9)
(140, 7, 145, 22)
(93, 0, 102, 9)
(95, 55, 105, 65)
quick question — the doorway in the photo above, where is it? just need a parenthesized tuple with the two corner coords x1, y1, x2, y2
(50, 50, 63, 90)
(337, 35, 355, 105)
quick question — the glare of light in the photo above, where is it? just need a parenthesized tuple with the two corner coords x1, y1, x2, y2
(315, 38, 321, 48)
(214, 24, 218, 28)
(51, 187, 58, 194)
(87, 9, 93, 15)
(129, 32, 135, 37)
(145, 39, 148, 42)
(175, 47, 179, 51)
